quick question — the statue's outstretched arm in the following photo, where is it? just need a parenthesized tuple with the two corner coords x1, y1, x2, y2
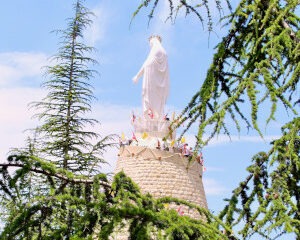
(133, 64, 144, 83)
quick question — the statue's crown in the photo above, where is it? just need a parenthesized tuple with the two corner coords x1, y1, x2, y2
(149, 35, 162, 42)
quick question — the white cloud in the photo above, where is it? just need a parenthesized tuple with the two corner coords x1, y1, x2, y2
(206, 134, 281, 147)
(89, 103, 135, 173)
(203, 177, 228, 196)
(84, 3, 110, 47)
(175, 131, 280, 149)
(0, 85, 279, 156)
(0, 90, 135, 169)
(0, 85, 280, 175)
(0, 52, 47, 87)
(90, 103, 136, 136)
(0, 87, 45, 162)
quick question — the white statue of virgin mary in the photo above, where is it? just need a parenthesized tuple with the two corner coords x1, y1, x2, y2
(133, 35, 170, 120)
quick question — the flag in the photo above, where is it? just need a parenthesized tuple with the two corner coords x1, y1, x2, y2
(121, 132, 126, 141)
(132, 132, 138, 142)
(177, 206, 184, 216)
(131, 111, 136, 123)
(157, 140, 161, 149)
(198, 152, 204, 165)
(141, 132, 148, 139)
(172, 111, 175, 120)
(148, 108, 154, 119)
(198, 152, 206, 172)
(180, 136, 186, 144)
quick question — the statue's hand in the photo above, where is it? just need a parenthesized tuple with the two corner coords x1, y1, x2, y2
(132, 76, 138, 84)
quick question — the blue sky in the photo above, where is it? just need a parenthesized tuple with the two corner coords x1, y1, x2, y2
(0, 0, 285, 219)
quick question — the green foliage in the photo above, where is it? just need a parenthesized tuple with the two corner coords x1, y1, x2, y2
(0, 163, 229, 239)
(30, 0, 115, 174)
(174, 0, 300, 149)
(219, 118, 300, 238)
(132, 0, 232, 30)
(0, 156, 110, 239)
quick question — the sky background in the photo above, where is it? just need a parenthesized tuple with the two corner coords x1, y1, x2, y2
(0, 0, 289, 228)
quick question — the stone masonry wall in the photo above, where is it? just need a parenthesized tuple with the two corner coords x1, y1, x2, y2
(114, 146, 208, 214)
(110, 145, 208, 239)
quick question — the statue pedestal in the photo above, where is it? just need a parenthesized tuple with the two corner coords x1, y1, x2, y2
(132, 117, 175, 139)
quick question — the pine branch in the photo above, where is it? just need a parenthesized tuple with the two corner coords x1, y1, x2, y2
(0, 162, 110, 188)
(219, 117, 300, 238)
(131, 0, 230, 31)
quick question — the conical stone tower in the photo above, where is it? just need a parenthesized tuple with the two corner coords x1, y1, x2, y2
(114, 123, 208, 219)
(112, 120, 208, 239)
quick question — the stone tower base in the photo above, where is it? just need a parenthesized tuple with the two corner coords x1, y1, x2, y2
(115, 146, 207, 215)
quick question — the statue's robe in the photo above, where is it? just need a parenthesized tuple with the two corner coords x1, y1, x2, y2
(133, 37, 169, 119)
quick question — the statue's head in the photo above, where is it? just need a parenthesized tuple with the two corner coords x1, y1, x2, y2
(149, 35, 162, 42)
(149, 35, 162, 47)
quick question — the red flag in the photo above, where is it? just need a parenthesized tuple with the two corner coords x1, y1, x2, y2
(131, 111, 136, 123)
(198, 152, 204, 165)
(177, 206, 184, 216)
(132, 132, 138, 142)
(198, 152, 206, 172)
(148, 108, 154, 119)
